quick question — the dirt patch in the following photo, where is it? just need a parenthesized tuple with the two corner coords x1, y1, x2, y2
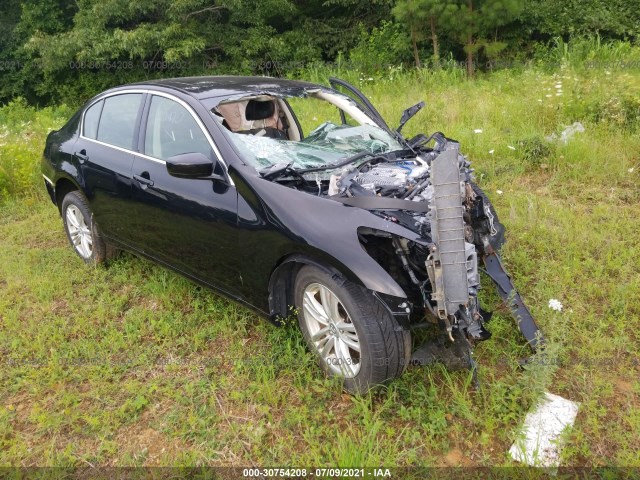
(113, 405, 191, 466)
(50, 298, 69, 315)
(443, 448, 474, 467)
(615, 379, 636, 396)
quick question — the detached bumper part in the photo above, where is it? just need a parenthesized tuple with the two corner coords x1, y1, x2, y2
(482, 246, 544, 351)
(427, 149, 469, 319)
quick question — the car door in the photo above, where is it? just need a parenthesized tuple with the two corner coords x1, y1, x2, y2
(74, 92, 144, 243)
(129, 93, 241, 296)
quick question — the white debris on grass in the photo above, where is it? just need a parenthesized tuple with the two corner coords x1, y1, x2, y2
(489, 149, 495, 154)
(546, 122, 585, 144)
(508, 145, 516, 151)
(474, 129, 483, 134)
(509, 392, 580, 468)
(629, 167, 635, 173)
(548, 298, 563, 311)
(559, 122, 584, 144)
(496, 190, 503, 195)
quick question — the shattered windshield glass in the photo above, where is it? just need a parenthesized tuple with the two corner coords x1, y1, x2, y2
(209, 92, 403, 171)
(229, 122, 400, 169)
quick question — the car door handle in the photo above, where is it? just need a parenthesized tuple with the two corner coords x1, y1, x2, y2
(74, 150, 89, 164)
(134, 173, 154, 187)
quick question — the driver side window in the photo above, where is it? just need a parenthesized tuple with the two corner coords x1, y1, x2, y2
(144, 96, 213, 161)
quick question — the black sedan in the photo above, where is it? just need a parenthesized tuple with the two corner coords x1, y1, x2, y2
(42, 76, 542, 393)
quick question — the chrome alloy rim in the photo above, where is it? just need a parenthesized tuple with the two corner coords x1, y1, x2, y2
(302, 283, 361, 378)
(65, 204, 93, 259)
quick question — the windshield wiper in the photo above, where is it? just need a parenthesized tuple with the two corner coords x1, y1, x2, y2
(259, 162, 309, 183)
(266, 148, 415, 177)
(295, 151, 379, 174)
(259, 162, 294, 179)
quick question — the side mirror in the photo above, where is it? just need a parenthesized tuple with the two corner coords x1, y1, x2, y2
(166, 152, 215, 179)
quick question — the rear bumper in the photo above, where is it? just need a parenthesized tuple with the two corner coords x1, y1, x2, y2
(43, 175, 55, 205)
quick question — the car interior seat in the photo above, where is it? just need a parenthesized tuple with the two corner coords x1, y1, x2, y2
(216, 98, 288, 139)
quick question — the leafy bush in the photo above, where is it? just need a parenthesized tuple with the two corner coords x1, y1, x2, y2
(517, 136, 554, 168)
(349, 21, 411, 73)
(0, 98, 71, 204)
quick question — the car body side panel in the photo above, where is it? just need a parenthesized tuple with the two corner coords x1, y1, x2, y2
(130, 154, 242, 297)
(231, 167, 426, 313)
(72, 137, 136, 242)
(42, 121, 83, 205)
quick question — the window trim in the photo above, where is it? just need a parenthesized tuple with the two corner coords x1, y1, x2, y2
(82, 99, 104, 140)
(79, 89, 234, 186)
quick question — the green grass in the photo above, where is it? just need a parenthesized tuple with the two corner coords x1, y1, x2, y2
(1, 59, 639, 468)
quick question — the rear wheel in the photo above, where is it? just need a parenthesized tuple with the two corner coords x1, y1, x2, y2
(294, 265, 411, 394)
(61, 191, 118, 265)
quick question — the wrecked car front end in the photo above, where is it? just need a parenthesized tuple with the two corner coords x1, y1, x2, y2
(209, 78, 543, 380)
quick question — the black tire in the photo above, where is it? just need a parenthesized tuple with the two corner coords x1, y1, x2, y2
(61, 190, 118, 265)
(294, 265, 411, 394)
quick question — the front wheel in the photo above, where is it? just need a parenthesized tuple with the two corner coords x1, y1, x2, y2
(294, 265, 411, 394)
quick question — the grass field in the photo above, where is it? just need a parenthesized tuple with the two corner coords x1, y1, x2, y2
(1, 54, 639, 469)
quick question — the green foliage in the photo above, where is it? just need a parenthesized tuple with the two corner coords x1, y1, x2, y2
(0, 98, 71, 203)
(349, 21, 411, 72)
(0, 0, 398, 105)
(1, 1, 640, 105)
(517, 136, 554, 168)
(392, 0, 458, 65)
(524, 0, 640, 39)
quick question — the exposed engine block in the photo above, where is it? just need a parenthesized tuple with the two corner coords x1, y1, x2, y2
(353, 165, 409, 189)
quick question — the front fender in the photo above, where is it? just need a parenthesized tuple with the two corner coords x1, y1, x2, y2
(235, 169, 427, 310)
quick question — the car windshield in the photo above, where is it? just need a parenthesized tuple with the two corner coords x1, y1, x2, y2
(207, 90, 403, 171)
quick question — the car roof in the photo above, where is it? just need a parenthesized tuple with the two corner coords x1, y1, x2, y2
(129, 75, 324, 100)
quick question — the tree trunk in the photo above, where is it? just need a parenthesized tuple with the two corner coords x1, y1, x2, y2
(466, 35, 474, 77)
(411, 26, 421, 69)
(429, 15, 440, 66)
(466, 0, 474, 77)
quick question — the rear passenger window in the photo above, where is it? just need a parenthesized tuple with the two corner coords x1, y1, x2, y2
(83, 100, 103, 139)
(96, 94, 142, 150)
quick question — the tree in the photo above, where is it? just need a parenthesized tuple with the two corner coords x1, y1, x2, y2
(16, 0, 321, 103)
(392, 0, 457, 67)
(447, 0, 524, 77)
